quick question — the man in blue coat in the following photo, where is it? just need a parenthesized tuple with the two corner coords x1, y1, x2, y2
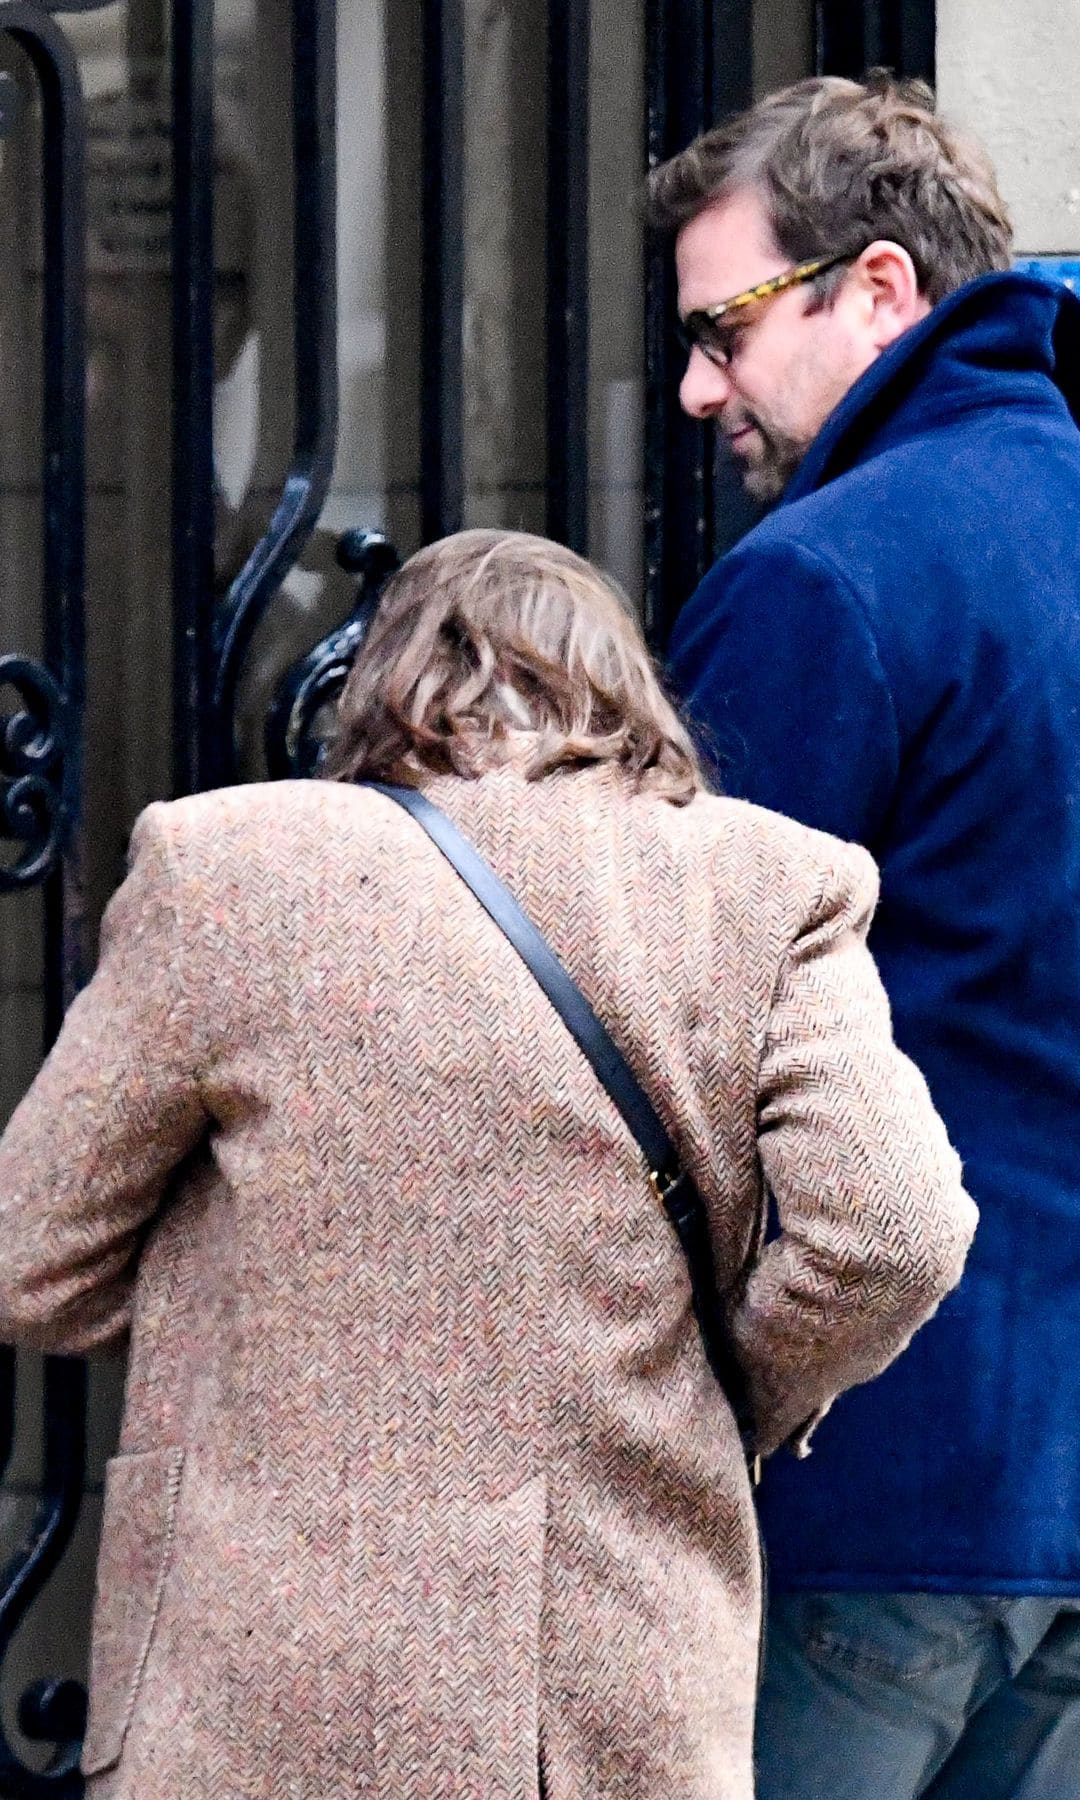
(649, 73, 1080, 1798)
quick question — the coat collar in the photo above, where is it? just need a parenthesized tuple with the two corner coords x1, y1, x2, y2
(780, 271, 1080, 505)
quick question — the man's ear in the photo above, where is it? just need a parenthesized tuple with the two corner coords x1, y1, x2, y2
(848, 240, 931, 348)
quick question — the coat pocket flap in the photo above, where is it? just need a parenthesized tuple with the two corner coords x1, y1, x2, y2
(81, 1446, 185, 1777)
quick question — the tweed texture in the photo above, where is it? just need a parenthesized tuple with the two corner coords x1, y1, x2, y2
(0, 768, 976, 1798)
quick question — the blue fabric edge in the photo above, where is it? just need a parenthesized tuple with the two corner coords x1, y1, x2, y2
(771, 1572, 1080, 1596)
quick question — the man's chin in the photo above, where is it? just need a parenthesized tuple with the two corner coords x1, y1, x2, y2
(721, 427, 786, 504)
(741, 461, 789, 504)
(736, 434, 806, 504)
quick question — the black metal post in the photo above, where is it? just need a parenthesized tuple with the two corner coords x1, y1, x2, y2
(39, 12, 86, 1039)
(643, 0, 753, 652)
(0, 7, 88, 1790)
(710, 0, 754, 119)
(0, 1359, 88, 1795)
(211, 0, 339, 782)
(420, 0, 465, 541)
(171, 0, 217, 797)
(546, 0, 590, 553)
(816, 0, 936, 83)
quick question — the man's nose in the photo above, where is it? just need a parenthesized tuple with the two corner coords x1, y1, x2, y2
(679, 348, 733, 420)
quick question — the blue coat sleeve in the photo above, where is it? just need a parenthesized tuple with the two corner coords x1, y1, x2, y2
(668, 533, 900, 847)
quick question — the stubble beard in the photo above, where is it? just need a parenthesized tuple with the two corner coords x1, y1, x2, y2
(733, 416, 810, 504)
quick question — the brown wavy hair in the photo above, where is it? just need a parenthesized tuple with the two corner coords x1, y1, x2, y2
(324, 529, 706, 805)
(646, 72, 1012, 307)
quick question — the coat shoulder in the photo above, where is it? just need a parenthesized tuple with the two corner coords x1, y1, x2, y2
(149, 778, 366, 833)
(134, 780, 381, 865)
(671, 791, 879, 934)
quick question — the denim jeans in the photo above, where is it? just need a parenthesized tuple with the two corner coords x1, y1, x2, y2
(754, 1591, 1080, 1798)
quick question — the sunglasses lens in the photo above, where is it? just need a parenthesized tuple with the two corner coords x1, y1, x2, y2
(679, 314, 730, 367)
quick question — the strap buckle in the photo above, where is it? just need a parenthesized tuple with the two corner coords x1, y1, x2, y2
(648, 1167, 680, 1206)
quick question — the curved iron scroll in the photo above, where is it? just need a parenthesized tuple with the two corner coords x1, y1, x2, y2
(0, 1360, 88, 1796)
(209, 0, 339, 785)
(0, 8, 89, 1795)
(264, 530, 400, 780)
(0, 3, 85, 906)
(0, 657, 68, 892)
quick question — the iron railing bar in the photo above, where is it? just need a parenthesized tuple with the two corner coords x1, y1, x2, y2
(643, 0, 712, 651)
(668, 0, 710, 601)
(0, 0, 87, 1143)
(0, 1349, 13, 1483)
(171, 0, 217, 797)
(706, 0, 754, 582)
(900, 0, 936, 82)
(30, 0, 87, 1033)
(0, 1361, 87, 1791)
(546, 0, 590, 552)
(420, 0, 465, 541)
(815, 0, 935, 81)
(709, 0, 754, 144)
(211, 0, 339, 782)
(815, 0, 872, 75)
(643, 0, 755, 651)
(0, 13, 89, 1785)
(642, 0, 670, 648)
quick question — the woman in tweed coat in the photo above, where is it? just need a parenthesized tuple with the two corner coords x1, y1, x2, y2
(0, 530, 975, 1799)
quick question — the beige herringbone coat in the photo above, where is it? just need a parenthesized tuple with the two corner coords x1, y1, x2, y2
(0, 768, 976, 1799)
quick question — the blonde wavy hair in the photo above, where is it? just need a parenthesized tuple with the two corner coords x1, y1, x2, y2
(325, 529, 706, 805)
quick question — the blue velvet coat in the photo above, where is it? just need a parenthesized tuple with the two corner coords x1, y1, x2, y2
(669, 273, 1080, 1592)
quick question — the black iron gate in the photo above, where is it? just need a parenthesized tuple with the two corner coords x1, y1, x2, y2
(0, 6, 87, 1790)
(0, 1, 932, 1786)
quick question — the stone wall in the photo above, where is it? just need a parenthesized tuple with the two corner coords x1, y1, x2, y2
(938, 0, 1080, 256)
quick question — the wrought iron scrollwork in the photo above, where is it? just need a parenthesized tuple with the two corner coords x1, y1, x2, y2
(265, 530, 400, 780)
(172, 0, 339, 794)
(0, 658, 68, 891)
(210, 3, 338, 787)
(0, 4, 88, 1794)
(0, 0, 85, 907)
(3, 0, 341, 1780)
(0, 1358, 88, 1796)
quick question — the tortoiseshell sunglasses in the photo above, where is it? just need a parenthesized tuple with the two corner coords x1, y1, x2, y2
(677, 253, 855, 368)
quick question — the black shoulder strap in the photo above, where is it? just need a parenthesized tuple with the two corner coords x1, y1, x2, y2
(364, 780, 755, 1451)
